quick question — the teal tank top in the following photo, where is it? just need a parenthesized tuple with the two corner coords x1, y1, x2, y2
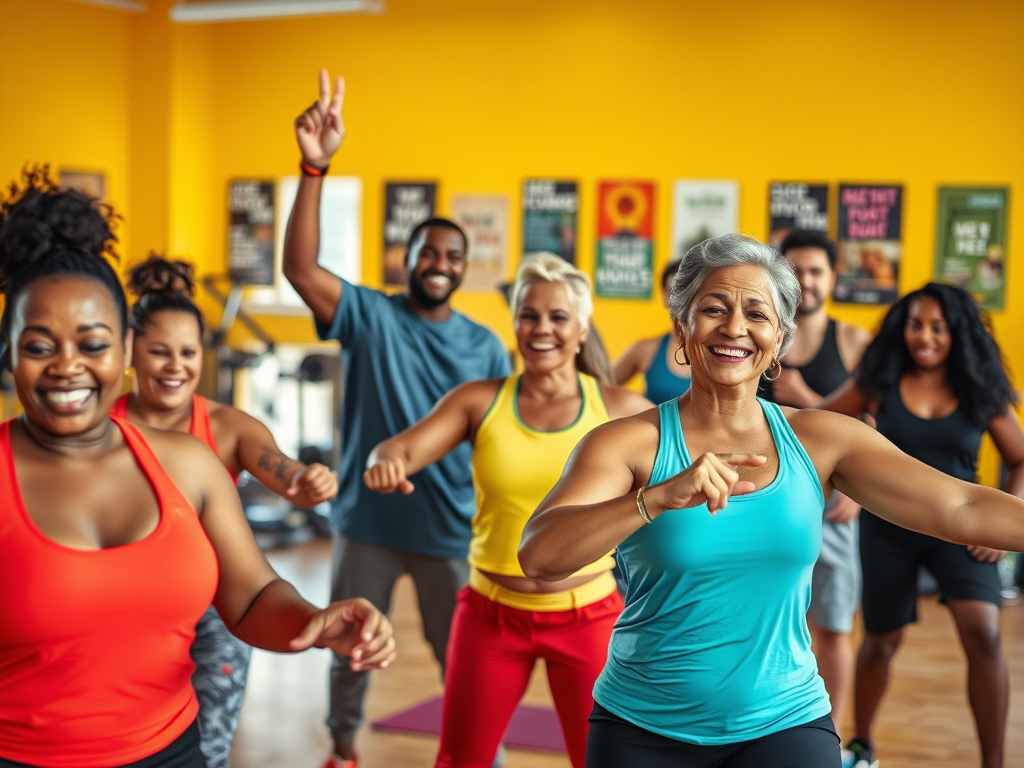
(644, 333, 691, 404)
(593, 398, 830, 744)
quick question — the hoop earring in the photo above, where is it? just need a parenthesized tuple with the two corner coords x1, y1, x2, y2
(762, 358, 782, 382)
(673, 346, 690, 366)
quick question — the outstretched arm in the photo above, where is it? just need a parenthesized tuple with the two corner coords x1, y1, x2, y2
(968, 408, 1024, 561)
(794, 410, 1024, 552)
(612, 338, 656, 386)
(283, 69, 346, 327)
(364, 380, 497, 495)
(150, 432, 394, 668)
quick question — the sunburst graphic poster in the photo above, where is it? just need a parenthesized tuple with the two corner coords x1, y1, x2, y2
(594, 180, 655, 299)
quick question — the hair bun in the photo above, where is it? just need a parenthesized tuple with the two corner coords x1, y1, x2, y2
(0, 165, 119, 292)
(127, 254, 197, 299)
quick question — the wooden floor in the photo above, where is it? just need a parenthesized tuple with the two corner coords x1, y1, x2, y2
(231, 539, 1024, 768)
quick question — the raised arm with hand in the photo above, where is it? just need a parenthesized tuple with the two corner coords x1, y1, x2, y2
(283, 69, 347, 326)
(363, 380, 499, 495)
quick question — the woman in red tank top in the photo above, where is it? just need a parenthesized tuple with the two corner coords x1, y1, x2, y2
(0, 169, 395, 768)
(113, 255, 338, 768)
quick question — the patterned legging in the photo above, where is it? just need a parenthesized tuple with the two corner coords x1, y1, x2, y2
(191, 606, 253, 768)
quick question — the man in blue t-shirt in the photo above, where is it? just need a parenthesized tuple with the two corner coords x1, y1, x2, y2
(284, 71, 510, 768)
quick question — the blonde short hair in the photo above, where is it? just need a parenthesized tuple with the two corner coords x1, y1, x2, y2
(511, 252, 593, 326)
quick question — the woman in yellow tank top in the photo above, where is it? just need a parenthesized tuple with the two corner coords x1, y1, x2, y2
(365, 253, 652, 768)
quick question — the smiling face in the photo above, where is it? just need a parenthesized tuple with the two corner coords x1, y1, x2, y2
(514, 281, 588, 375)
(677, 264, 783, 388)
(10, 275, 128, 438)
(131, 310, 203, 412)
(406, 226, 467, 309)
(904, 296, 951, 371)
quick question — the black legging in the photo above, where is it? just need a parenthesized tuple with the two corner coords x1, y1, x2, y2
(586, 703, 840, 768)
(0, 720, 207, 768)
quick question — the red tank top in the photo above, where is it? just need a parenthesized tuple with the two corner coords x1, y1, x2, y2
(0, 417, 219, 767)
(113, 394, 239, 483)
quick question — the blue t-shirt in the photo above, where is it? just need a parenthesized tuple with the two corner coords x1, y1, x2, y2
(316, 279, 510, 558)
(593, 398, 830, 744)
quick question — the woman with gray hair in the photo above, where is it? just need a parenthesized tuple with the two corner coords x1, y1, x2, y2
(519, 233, 1024, 767)
(364, 253, 651, 768)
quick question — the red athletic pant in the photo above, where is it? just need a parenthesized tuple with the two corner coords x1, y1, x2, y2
(434, 585, 623, 768)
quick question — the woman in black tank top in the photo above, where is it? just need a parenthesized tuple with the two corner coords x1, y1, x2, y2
(820, 283, 1024, 768)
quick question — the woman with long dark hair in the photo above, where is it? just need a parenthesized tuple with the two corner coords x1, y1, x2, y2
(117, 254, 338, 768)
(0, 168, 393, 768)
(364, 253, 652, 768)
(821, 282, 1024, 768)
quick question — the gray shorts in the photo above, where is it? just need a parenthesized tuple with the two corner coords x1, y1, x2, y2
(808, 515, 861, 634)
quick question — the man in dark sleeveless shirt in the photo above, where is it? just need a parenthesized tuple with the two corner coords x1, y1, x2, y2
(762, 230, 871, 738)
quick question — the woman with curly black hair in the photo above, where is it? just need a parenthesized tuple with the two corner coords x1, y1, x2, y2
(0, 168, 394, 768)
(821, 283, 1024, 768)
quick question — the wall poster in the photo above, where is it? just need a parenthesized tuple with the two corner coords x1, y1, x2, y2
(227, 179, 275, 286)
(451, 194, 509, 294)
(594, 181, 655, 299)
(522, 179, 578, 263)
(934, 186, 1009, 309)
(835, 184, 903, 304)
(383, 182, 437, 286)
(768, 182, 829, 250)
(671, 180, 739, 262)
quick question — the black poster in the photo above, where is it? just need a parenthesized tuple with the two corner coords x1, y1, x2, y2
(227, 180, 275, 286)
(522, 179, 579, 263)
(383, 182, 437, 285)
(768, 182, 829, 250)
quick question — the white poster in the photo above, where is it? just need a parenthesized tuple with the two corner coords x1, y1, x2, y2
(451, 194, 509, 294)
(671, 181, 740, 262)
(244, 175, 362, 313)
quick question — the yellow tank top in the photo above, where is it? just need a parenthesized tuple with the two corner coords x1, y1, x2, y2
(470, 373, 616, 577)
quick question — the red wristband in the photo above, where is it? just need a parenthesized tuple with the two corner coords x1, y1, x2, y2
(300, 160, 329, 177)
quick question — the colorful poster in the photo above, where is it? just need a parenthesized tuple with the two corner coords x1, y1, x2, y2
(594, 181, 655, 299)
(934, 187, 1009, 309)
(768, 182, 829, 249)
(522, 179, 578, 263)
(227, 179, 275, 286)
(835, 184, 903, 304)
(671, 181, 739, 262)
(452, 194, 509, 294)
(383, 182, 436, 286)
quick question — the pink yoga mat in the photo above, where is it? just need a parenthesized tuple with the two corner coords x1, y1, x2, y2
(371, 696, 566, 753)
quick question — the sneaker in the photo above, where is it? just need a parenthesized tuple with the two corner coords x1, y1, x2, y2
(845, 738, 879, 768)
(319, 755, 357, 768)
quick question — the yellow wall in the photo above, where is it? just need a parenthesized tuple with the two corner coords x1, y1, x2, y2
(1, 0, 1022, 477)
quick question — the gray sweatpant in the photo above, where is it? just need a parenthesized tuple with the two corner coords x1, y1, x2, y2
(327, 534, 470, 750)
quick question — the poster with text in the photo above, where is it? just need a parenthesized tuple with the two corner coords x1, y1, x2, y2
(768, 182, 829, 249)
(934, 187, 1009, 309)
(671, 181, 739, 262)
(228, 179, 275, 286)
(835, 184, 903, 304)
(452, 194, 509, 294)
(594, 181, 655, 299)
(522, 180, 578, 263)
(383, 182, 437, 286)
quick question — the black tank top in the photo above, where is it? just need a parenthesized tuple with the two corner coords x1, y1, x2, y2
(874, 384, 983, 483)
(763, 319, 848, 403)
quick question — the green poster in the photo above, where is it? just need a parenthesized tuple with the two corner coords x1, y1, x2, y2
(934, 187, 1009, 309)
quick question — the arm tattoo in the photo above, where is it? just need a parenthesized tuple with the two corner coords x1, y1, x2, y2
(258, 448, 292, 484)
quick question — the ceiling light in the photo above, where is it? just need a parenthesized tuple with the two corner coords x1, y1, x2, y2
(170, 0, 384, 23)
(66, 0, 147, 11)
